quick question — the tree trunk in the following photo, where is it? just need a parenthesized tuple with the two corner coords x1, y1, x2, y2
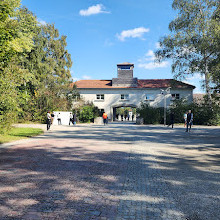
(204, 57, 212, 108)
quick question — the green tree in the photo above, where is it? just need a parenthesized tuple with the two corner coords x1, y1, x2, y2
(0, 1, 36, 132)
(17, 22, 73, 122)
(155, 0, 219, 105)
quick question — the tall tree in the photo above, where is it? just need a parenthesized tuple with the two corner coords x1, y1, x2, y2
(20, 23, 73, 121)
(155, 0, 219, 105)
(0, 0, 36, 132)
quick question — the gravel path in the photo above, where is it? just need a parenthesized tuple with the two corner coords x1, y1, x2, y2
(0, 123, 219, 219)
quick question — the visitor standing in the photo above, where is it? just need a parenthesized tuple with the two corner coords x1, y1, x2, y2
(73, 113, 77, 125)
(184, 112, 187, 127)
(186, 110, 193, 132)
(51, 112, 55, 125)
(69, 113, 73, 125)
(57, 113, 62, 125)
(102, 112, 108, 125)
(46, 111, 51, 130)
(167, 112, 175, 128)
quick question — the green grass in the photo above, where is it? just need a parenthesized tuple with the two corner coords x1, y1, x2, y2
(0, 127, 44, 144)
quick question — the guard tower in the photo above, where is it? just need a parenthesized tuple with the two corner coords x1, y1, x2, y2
(112, 63, 138, 87)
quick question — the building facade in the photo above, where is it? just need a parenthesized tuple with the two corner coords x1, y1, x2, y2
(74, 63, 195, 121)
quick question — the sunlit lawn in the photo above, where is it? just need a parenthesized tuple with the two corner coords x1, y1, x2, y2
(0, 127, 44, 144)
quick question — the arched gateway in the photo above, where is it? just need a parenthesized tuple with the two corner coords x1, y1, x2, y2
(111, 104, 137, 122)
(73, 63, 195, 121)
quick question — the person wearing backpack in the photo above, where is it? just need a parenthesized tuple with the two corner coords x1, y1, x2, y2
(102, 112, 108, 125)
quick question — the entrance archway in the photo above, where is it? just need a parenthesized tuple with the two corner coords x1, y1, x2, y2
(112, 104, 137, 122)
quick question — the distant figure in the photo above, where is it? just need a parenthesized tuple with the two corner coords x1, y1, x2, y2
(69, 113, 73, 125)
(57, 113, 62, 125)
(184, 112, 187, 127)
(167, 112, 175, 128)
(73, 113, 76, 125)
(46, 111, 51, 130)
(121, 115, 123, 121)
(102, 112, 108, 125)
(128, 114, 130, 121)
(186, 110, 193, 132)
(51, 112, 54, 125)
(132, 115, 134, 122)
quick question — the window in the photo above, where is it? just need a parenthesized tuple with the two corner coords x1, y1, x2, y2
(119, 65, 131, 70)
(96, 94, 104, 100)
(171, 94, 180, 100)
(121, 94, 129, 100)
(145, 94, 154, 101)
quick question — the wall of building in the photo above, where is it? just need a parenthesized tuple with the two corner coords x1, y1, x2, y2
(77, 88, 193, 120)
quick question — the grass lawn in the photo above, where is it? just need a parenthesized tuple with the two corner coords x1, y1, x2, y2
(0, 127, 44, 144)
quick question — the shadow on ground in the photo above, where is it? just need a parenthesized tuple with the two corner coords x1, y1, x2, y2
(0, 124, 219, 219)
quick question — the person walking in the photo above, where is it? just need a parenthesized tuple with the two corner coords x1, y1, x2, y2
(46, 111, 51, 130)
(167, 111, 175, 128)
(51, 112, 55, 125)
(184, 112, 187, 127)
(69, 113, 73, 125)
(186, 110, 193, 132)
(102, 112, 108, 125)
(73, 113, 77, 125)
(57, 113, 61, 125)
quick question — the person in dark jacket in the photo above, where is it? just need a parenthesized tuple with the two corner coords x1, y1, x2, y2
(167, 112, 175, 128)
(186, 110, 193, 132)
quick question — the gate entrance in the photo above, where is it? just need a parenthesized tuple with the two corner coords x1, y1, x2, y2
(112, 104, 137, 122)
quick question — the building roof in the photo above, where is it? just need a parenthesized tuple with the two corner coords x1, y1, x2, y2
(73, 79, 195, 89)
(117, 62, 134, 66)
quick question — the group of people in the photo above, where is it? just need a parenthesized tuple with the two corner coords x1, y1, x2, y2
(47, 110, 194, 131)
(168, 110, 193, 132)
(46, 111, 77, 130)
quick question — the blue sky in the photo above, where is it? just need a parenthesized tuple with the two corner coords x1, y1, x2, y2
(21, 0, 204, 93)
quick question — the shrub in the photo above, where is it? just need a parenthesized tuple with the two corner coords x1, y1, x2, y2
(77, 102, 100, 123)
(137, 103, 164, 124)
(137, 99, 220, 126)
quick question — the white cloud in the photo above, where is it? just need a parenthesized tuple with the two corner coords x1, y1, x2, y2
(138, 49, 169, 70)
(183, 74, 205, 94)
(155, 42, 161, 49)
(72, 77, 80, 82)
(37, 18, 47, 26)
(116, 27, 150, 42)
(185, 73, 205, 82)
(82, 75, 92, 80)
(79, 4, 110, 16)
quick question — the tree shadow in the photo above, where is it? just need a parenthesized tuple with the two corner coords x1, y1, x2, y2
(0, 124, 219, 219)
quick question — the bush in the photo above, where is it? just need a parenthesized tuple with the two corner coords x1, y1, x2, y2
(137, 99, 220, 126)
(77, 103, 100, 123)
(137, 103, 164, 124)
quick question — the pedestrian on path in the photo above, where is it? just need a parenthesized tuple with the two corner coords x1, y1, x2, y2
(51, 112, 54, 125)
(167, 111, 174, 128)
(73, 113, 77, 125)
(184, 111, 187, 127)
(69, 113, 73, 125)
(186, 110, 193, 132)
(57, 113, 62, 125)
(102, 112, 108, 125)
(46, 111, 51, 130)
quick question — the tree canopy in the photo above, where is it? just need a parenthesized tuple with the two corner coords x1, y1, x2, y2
(0, 0, 73, 133)
(155, 0, 220, 104)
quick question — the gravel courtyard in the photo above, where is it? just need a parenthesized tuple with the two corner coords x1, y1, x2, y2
(0, 123, 219, 220)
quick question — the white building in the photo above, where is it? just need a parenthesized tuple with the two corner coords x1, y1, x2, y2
(74, 63, 195, 121)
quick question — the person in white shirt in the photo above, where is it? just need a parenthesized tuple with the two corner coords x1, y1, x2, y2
(57, 113, 62, 125)
(46, 111, 51, 130)
(69, 113, 73, 125)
